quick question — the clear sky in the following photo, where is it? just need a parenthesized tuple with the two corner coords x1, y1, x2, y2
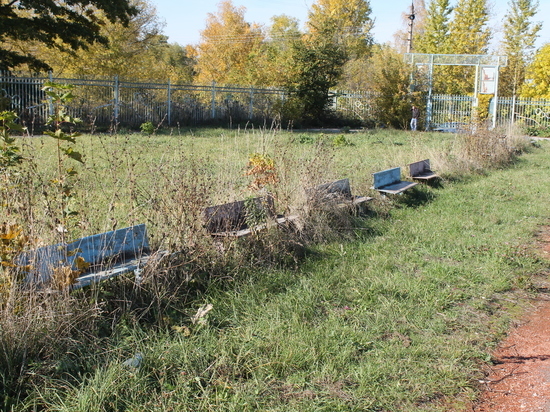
(149, 0, 550, 51)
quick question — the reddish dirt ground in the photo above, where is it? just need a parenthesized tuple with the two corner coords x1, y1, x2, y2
(472, 227, 550, 412)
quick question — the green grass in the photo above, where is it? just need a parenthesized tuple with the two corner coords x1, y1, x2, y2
(10, 129, 548, 411)
(0, 129, 550, 412)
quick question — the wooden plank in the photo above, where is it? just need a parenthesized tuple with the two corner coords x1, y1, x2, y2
(352, 196, 374, 205)
(210, 214, 299, 238)
(376, 181, 418, 195)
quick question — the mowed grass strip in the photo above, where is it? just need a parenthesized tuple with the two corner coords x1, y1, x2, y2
(31, 140, 550, 411)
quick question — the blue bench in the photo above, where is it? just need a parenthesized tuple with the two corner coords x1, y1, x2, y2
(311, 178, 372, 209)
(372, 167, 417, 195)
(20, 224, 155, 289)
(408, 159, 438, 182)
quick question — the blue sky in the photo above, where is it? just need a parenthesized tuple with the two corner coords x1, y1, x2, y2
(149, 0, 550, 51)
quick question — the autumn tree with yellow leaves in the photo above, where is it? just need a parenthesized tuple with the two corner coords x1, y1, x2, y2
(520, 43, 550, 99)
(193, 1, 264, 85)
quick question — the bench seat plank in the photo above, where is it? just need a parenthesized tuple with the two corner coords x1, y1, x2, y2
(352, 196, 374, 205)
(372, 167, 417, 195)
(72, 254, 153, 289)
(210, 215, 299, 238)
(376, 181, 418, 195)
(311, 178, 372, 210)
(203, 196, 275, 236)
(412, 171, 438, 180)
(409, 159, 439, 181)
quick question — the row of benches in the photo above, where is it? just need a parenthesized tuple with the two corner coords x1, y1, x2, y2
(20, 159, 438, 290)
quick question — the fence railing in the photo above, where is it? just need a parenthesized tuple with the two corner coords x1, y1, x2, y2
(0, 72, 288, 129)
(3, 71, 550, 131)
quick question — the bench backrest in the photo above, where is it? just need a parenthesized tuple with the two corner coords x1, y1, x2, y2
(409, 159, 431, 177)
(203, 195, 275, 233)
(21, 224, 150, 284)
(309, 178, 352, 202)
(372, 167, 401, 189)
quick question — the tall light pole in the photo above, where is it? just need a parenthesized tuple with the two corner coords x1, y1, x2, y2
(407, 1, 415, 53)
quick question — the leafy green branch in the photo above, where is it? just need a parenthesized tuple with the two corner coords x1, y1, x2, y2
(42, 81, 85, 240)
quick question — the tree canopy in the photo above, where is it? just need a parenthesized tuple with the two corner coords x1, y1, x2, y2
(193, 0, 263, 85)
(0, 0, 137, 72)
(499, 0, 542, 96)
(520, 43, 550, 98)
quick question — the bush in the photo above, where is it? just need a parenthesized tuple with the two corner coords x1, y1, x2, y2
(140, 121, 155, 135)
(525, 125, 550, 137)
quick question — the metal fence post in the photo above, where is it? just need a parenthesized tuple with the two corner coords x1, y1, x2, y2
(211, 81, 216, 119)
(425, 55, 434, 130)
(249, 86, 254, 119)
(47, 71, 54, 118)
(113, 75, 120, 123)
(167, 79, 171, 126)
(491, 65, 500, 129)
(510, 95, 516, 129)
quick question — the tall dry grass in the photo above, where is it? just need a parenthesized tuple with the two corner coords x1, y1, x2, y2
(0, 122, 538, 408)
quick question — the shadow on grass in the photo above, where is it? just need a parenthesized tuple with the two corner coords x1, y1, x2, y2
(395, 186, 438, 208)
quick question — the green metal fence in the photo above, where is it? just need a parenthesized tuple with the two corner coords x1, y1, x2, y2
(2, 71, 550, 131)
(0, 72, 287, 130)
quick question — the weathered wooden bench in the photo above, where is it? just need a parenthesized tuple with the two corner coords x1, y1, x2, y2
(20, 224, 154, 289)
(408, 159, 439, 182)
(203, 195, 294, 237)
(372, 167, 417, 195)
(310, 178, 372, 209)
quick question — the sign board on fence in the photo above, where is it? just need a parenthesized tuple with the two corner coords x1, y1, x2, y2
(480, 67, 496, 94)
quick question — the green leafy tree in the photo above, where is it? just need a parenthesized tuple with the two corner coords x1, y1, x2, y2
(415, 0, 452, 54)
(520, 43, 550, 98)
(368, 45, 423, 128)
(285, 32, 347, 124)
(27, 0, 193, 82)
(0, 0, 137, 71)
(499, 0, 542, 97)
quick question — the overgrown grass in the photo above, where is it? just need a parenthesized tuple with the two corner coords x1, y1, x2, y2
(2, 126, 548, 411)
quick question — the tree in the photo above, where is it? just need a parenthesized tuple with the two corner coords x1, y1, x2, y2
(284, 34, 347, 124)
(442, 0, 491, 94)
(0, 0, 137, 72)
(367, 45, 423, 128)
(520, 43, 550, 98)
(415, 0, 452, 54)
(11, 0, 194, 82)
(247, 15, 302, 87)
(307, 0, 373, 59)
(499, 0, 542, 96)
(193, 0, 263, 85)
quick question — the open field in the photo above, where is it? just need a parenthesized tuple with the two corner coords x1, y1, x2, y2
(2, 128, 549, 411)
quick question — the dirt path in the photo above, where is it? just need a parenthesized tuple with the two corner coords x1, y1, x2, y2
(472, 227, 550, 412)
